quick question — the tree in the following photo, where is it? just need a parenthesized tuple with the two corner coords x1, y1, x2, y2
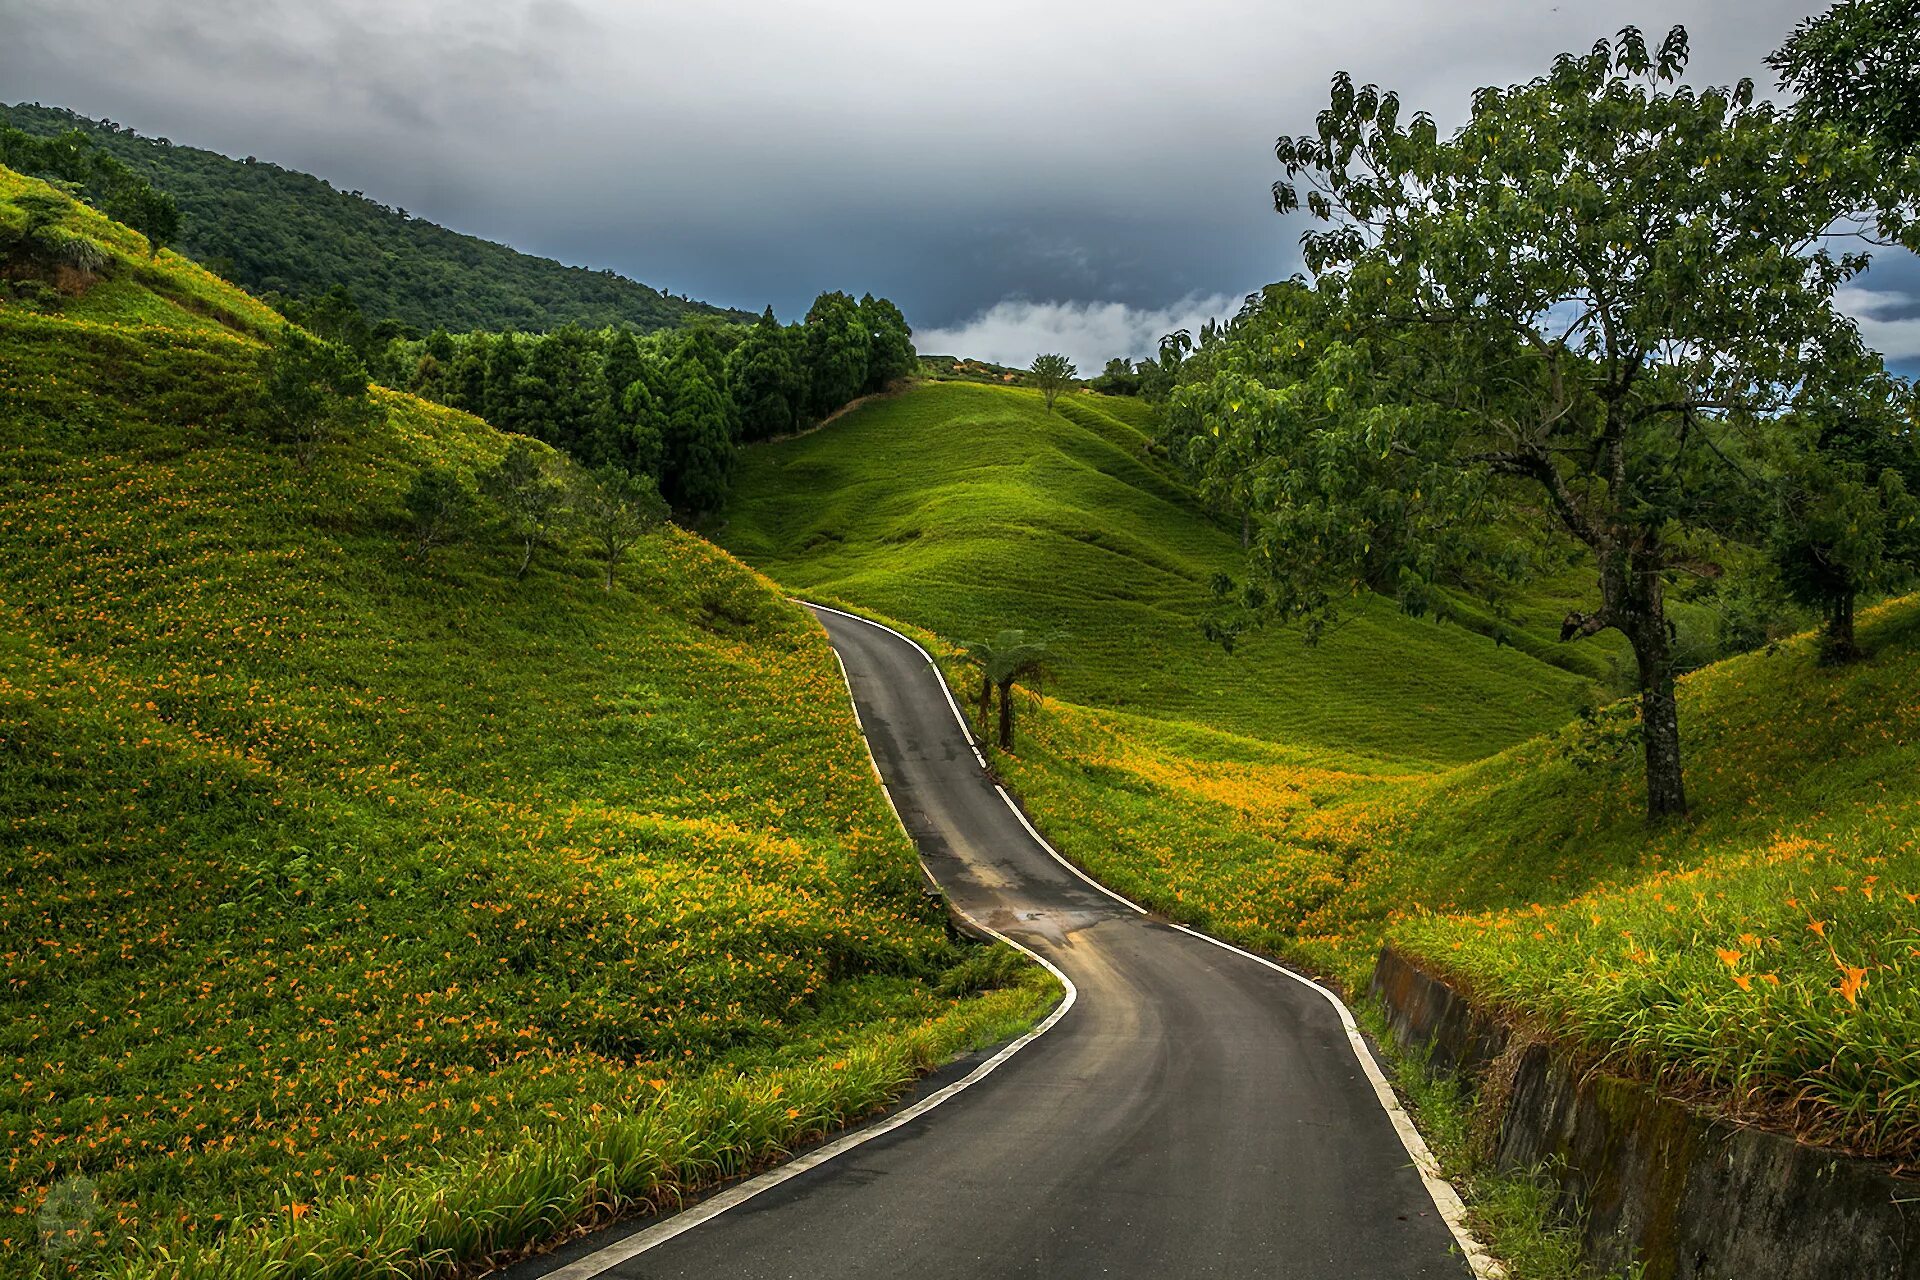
(481, 439, 568, 578)
(1770, 0, 1920, 247)
(959, 630, 1061, 750)
(446, 335, 489, 416)
(1204, 26, 1891, 820)
(859, 293, 918, 391)
(256, 326, 383, 463)
(729, 307, 807, 441)
(616, 377, 669, 478)
(1768, 353, 1920, 662)
(661, 360, 735, 515)
(1028, 354, 1077, 411)
(404, 465, 476, 556)
(572, 466, 669, 589)
(1090, 357, 1142, 397)
(589, 329, 648, 466)
(483, 333, 525, 432)
(0, 125, 181, 255)
(803, 291, 870, 419)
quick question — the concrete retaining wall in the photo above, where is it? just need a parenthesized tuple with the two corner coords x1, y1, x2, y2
(1370, 947, 1920, 1279)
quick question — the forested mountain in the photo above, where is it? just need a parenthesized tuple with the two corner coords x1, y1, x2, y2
(0, 102, 754, 333)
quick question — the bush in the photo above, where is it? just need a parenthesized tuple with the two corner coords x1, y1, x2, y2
(255, 327, 382, 461)
(404, 465, 476, 556)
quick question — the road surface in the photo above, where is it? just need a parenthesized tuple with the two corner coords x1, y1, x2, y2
(522, 604, 1482, 1280)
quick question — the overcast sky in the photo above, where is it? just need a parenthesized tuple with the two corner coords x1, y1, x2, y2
(5, 0, 1916, 373)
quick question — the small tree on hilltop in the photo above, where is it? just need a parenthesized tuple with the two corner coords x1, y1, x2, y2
(1029, 353, 1077, 412)
(405, 465, 476, 557)
(573, 466, 669, 590)
(257, 326, 383, 464)
(482, 439, 568, 579)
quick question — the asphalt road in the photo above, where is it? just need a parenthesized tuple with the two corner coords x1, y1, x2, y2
(525, 604, 1481, 1280)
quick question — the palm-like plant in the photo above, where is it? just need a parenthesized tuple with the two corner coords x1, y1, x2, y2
(958, 629, 1061, 751)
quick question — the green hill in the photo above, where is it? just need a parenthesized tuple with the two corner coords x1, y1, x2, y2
(1, 103, 755, 333)
(721, 380, 1599, 767)
(723, 377, 1920, 1161)
(0, 166, 1049, 1277)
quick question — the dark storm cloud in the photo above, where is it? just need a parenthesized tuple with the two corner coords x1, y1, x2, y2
(5, 0, 1912, 367)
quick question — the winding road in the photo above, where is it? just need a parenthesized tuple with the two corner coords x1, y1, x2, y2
(520, 604, 1488, 1280)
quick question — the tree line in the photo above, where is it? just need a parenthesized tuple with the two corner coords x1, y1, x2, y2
(1155, 5, 1920, 821)
(282, 285, 915, 517)
(0, 125, 179, 254)
(0, 102, 751, 334)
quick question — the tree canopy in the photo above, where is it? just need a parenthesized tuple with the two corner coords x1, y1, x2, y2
(1169, 23, 1917, 820)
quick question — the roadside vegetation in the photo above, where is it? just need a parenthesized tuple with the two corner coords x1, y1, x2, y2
(0, 167, 1054, 1278)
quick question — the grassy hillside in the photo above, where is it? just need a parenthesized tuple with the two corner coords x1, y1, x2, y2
(985, 601, 1920, 1156)
(2, 103, 755, 333)
(0, 168, 1051, 1277)
(725, 378, 1920, 1161)
(722, 381, 1598, 768)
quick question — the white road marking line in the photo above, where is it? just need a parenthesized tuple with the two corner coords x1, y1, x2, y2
(807, 600, 1506, 1280)
(535, 934, 1074, 1280)
(533, 618, 1082, 1280)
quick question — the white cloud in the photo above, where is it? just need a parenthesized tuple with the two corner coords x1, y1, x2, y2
(917, 293, 1246, 374)
(1835, 286, 1920, 364)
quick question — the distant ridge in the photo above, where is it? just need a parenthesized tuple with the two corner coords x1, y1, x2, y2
(1, 102, 756, 333)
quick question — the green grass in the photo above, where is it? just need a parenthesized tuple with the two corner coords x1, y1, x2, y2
(0, 169, 1056, 1278)
(722, 381, 1599, 768)
(1354, 1003, 1628, 1280)
(725, 379, 1920, 1164)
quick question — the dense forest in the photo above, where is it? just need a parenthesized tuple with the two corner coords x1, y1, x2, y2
(0, 102, 754, 333)
(331, 290, 919, 516)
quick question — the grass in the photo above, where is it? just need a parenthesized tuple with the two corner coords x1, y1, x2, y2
(0, 168, 1057, 1279)
(725, 379, 1920, 1164)
(1354, 1003, 1633, 1280)
(721, 381, 1601, 768)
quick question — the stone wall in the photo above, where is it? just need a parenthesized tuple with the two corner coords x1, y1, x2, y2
(1370, 947, 1920, 1279)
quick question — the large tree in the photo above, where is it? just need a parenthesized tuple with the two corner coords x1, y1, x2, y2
(859, 293, 918, 391)
(803, 291, 871, 419)
(661, 360, 736, 515)
(1183, 26, 1894, 820)
(729, 307, 807, 441)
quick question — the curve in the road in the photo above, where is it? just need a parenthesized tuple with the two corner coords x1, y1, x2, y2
(519, 602, 1499, 1280)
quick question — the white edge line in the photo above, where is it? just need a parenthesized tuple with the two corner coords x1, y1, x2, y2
(801, 599, 1506, 1280)
(539, 627, 1078, 1280)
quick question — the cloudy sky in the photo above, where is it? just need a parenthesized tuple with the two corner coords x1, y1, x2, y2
(5, 0, 1916, 373)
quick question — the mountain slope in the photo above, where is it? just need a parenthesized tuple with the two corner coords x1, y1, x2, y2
(1, 103, 755, 333)
(722, 380, 1597, 767)
(0, 166, 1048, 1276)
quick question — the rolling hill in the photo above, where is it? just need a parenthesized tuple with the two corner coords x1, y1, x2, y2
(720, 382, 1603, 768)
(0, 164, 1050, 1277)
(1, 103, 755, 333)
(723, 379, 1920, 1160)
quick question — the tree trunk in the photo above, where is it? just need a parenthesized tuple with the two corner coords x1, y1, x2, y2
(1821, 591, 1861, 665)
(1622, 598, 1687, 822)
(517, 535, 534, 579)
(997, 679, 1015, 750)
(1241, 510, 1251, 550)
